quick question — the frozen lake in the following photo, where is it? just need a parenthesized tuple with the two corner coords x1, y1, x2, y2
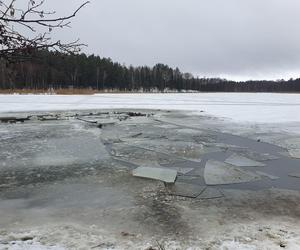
(0, 94, 300, 249)
(1, 92, 300, 123)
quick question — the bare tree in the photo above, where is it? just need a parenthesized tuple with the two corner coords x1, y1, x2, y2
(0, 0, 89, 62)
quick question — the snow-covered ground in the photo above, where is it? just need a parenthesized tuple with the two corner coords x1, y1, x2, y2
(1, 93, 300, 123)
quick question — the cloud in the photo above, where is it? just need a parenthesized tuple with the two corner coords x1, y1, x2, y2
(46, 0, 300, 80)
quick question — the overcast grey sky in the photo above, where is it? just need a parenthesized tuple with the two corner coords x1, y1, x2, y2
(44, 0, 300, 80)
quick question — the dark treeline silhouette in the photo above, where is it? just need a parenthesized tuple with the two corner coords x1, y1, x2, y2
(0, 50, 300, 92)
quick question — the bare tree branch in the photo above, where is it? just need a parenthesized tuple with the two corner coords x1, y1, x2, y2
(1, 1, 89, 23)
(0, 0, 89, 62)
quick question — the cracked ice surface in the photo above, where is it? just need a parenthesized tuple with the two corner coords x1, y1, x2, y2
(121, 139, 220, 162)
(1, 104, 300, 249)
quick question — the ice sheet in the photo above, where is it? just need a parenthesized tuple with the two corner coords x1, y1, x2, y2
(288, 173, 300, 178)
(204, 160, 261, 185)
(132, 166, 177, 183)
(225, 153, 266, 167)
(285, 138, 300, 149)
(240, 151, 279, 161)
(124, 140, 218, 162)
(288, 149, 300, 159)
(255, 171, 280, 180)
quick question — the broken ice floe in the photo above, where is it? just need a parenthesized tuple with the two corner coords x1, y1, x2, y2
(204, 160, 261, 185)
(255, 171, 280, 180)
(284, 138, 300, 159)
(288, 149, 300, 159)
(285, 138, 300, 149)
(225, 153, 266, 167)
(124, 140, 221, 162)
(288, 173, 300, 178)
(132, 166, 177, 183)
(167, 182, 206, 198)
(240, 151, 279, 161)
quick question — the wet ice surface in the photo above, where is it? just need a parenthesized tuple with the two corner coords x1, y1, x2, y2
(0, 109, 300, 249)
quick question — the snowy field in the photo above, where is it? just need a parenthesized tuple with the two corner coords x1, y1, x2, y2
(1, 93, 300, 123)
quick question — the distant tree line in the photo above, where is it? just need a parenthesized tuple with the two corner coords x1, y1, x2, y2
(0, 50, 300, 92)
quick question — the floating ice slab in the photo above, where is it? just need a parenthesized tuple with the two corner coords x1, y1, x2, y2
(225, 153, 266, 167)
(167, 182, 205, 198)
(288, 173, 300, 178)
(256, 171, 280, 180)
(132, 166, 177, 183)
(197, 187, 224, 199)
(285, 138, 300, 149)
(285, 138, 300, 159)
(288, 149, 300, 159)
(242, 151, 279, 161)
(204, 160, 261, 185)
